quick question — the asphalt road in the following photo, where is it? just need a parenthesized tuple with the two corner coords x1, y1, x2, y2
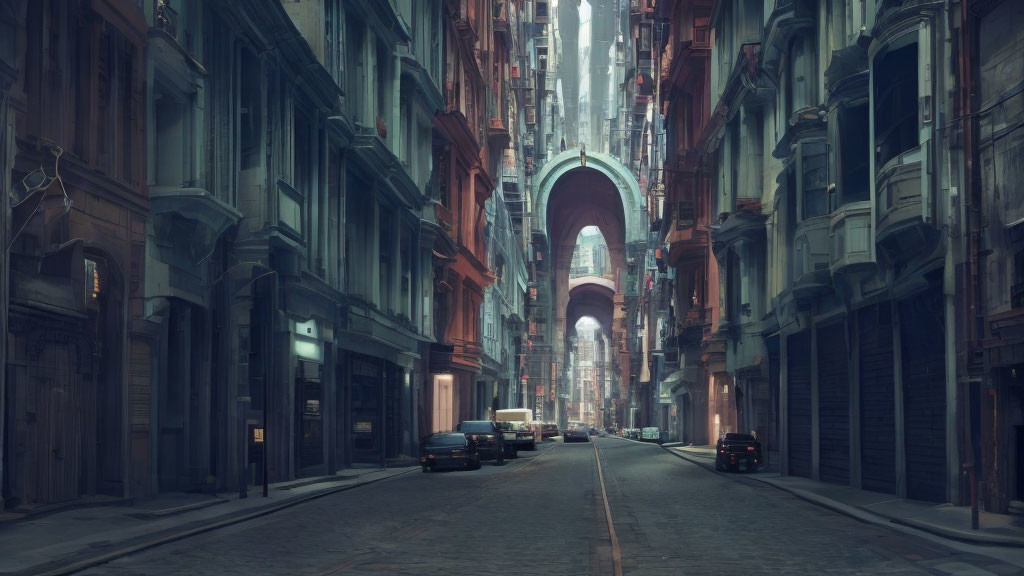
(77, 437, 1022, 575)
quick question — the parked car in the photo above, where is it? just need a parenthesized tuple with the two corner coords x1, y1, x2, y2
(498, 420, 536, 451)
(563, 427, 590, 443)
(640, 427, 662, 444)
(457, 420, 507, 465)
(420, 432, 481, 472)
(715, 433, 762, 472)
(626, 428, 640, 439)
(541, 422, 559, 439)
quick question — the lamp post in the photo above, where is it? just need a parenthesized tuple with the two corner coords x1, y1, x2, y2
(210, 261, 278, 499)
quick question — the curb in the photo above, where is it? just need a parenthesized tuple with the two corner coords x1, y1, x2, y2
(658, 445, 1024, 549)
(20, 468, 417, 576)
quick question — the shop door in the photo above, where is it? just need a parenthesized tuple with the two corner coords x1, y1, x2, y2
(351, 358, 382, 464)
(787, 331, 812, 478)
(817, 322, 850, 485)
(899, 289, 947, 503)
(296, 360, 324, 476)
(27, 341, 84, 505)
(858, 304, 896, 494)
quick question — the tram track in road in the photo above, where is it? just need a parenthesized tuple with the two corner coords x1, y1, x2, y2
(593, 440, 623, 576)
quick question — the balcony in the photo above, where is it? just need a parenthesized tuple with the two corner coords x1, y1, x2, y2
(761, 0, 816, 78)
(711, 208, 767, 259)
(790, 215, 833, 303)
(667, 202, 709, 267)
(488, 117, 512, 149)
(630, 0, 654, 17)
(829, 201, 873, 275)
(493, 11, 511, 38)
(675, 307, 712, 347)
(874, 146, 939, 265)
(451, 0, 478, 41)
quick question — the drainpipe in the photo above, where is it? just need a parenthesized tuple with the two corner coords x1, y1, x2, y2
(945, 237, 959, 506)
(958, 0, 982, 517)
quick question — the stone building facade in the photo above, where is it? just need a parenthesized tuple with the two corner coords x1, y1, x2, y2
(4, 0, 150, 507)
(654, 0, 1023, 508)
(1, 0, 533, 505)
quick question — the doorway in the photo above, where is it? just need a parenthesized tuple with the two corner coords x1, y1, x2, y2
(350, 356, 382, 464)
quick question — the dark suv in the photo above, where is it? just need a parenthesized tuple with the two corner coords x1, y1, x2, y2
(715, 433, 762, 472)
(457, 420, 506, 465)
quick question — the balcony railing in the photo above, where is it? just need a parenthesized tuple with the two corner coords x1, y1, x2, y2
(829, 201, 872, 273)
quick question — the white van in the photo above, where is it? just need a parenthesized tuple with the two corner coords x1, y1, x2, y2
(495, 409, 536, 450)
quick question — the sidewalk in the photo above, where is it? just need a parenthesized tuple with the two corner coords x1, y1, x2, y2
(0, 466, 416, 576)
(663, 443, 1024, 549)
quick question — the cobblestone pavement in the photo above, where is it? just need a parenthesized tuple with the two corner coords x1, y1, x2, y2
(76, 438, 1022, 576)
(597, 439, 1022, 576)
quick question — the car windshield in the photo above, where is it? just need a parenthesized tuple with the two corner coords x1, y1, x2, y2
(724, 433, 756, 442)
(459, 421, 493, 433)
(424, 434, 466, 447)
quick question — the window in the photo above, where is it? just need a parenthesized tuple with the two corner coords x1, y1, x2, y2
(786, 35, 814, 116)
(153, 84, 190, 187)
(328, 153, 341, 287)
(346, 174, 371, 298)
(838, 105, 870, 206)
(97, 25, 136, 181)
(800, 141, 828, 220)
(325, 0, 346, 83)
(376, 41, 389, 122)
(978, 1, 1024, 108)
(240, 47, 262, 169)
(379, 207, 394, 311)
(873, 39, 918, 168)
(345, 15, 365, 122)
(277, 180, 303, 236)
(400, 226, 413, 320)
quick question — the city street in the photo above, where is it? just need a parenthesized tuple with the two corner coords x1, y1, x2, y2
(76, 438, 1019, 576)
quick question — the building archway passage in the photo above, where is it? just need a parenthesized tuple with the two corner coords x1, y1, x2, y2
(528, 150, 642, 425)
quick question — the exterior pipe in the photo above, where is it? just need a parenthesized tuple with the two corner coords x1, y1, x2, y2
(945, 237, 960, 506)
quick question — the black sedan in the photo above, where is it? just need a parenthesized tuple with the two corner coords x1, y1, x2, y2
(456, 420, 507, 464)
(715, 433, 762, 472)
(420, 433, 481, 472)
(562, 427, 590, 443)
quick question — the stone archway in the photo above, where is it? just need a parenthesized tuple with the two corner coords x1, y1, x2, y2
(534, 150, 645, 246)
(529, 151, 641, 424)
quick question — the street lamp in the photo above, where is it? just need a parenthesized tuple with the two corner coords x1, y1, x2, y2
(209, 261, 278, 499)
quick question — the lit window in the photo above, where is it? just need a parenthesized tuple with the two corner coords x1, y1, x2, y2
(85, 259, 100, 300)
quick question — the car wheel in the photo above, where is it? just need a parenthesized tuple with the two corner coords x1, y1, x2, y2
(529, 442, 536, 451)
